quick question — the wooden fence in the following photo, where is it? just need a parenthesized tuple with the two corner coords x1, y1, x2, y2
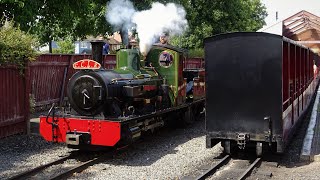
(0, 65, 30, 138)
(0, 54, 203, 138)
(29, 54, 116, 109)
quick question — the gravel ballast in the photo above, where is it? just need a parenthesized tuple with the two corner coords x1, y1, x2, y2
(70, 121, 222, 179)
(0, 134, 72, 179)
(0, 119, 222, 180)
(3, 112, 320, 179)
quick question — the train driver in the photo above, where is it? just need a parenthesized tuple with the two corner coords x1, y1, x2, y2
(159, 33, 169, 45)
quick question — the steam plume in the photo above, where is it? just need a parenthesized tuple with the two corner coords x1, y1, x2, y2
(106, 1, 188, 55)
(106, 0, 135, 46)
(133, 2, 188, 55)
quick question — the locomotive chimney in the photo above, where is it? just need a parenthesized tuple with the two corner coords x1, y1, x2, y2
(90, 40, 105, 67)
(120, 29, 129, 48)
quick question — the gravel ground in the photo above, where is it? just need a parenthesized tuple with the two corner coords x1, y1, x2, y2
(0, 134, 73, 179)
(2, 108, 320, 180)
(0, 119, 222, 180)
(248, 103, 320, 180)
(70, 120, 222, 180)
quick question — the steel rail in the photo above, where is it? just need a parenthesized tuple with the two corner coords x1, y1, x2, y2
(49, 154, 111, 180)
(195, 155, 231, 180)
(238, 157, 262, 180)
(7, 155, 73, 180)
(7, 152, 113, 180)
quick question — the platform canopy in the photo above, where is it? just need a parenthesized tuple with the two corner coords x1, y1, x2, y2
(283, 10, 320, 54)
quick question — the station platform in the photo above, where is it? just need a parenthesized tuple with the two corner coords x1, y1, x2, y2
(301, 88, 320, 161)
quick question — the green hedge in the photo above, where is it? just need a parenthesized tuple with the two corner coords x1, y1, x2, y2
(188, 48, 204, 58)
(0, 21, 38, 69)
(52, 37, 75, 54)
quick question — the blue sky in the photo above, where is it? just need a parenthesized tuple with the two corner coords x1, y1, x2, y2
(261, 0, 320, 27)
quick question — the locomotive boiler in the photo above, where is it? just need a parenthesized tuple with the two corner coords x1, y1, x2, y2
(39, 40, 205, 149)
(67, 42, 163, 118)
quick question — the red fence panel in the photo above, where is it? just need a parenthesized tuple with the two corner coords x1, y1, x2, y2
(0, 54, 201, 138)
(29, 54, 201, 109)
(104, 54, 116, 69)
(29, 54, 71, 108)
(30, 54, 117, 108)
(0, 65, 29, 138)
(184, 57, 205, 70)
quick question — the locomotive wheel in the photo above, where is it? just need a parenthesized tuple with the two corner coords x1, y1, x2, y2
(256, 142, 263, 157)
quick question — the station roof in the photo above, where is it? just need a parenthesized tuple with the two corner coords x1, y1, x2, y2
(283, 10, 320, 54)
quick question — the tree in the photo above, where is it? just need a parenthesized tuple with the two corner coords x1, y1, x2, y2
(0, 21, 38, 70)
(0, 0, 41, 30)
(175, 0, 268, 48)
(53, 36, 75, 54)
(1, 0, 112, 52)
(120, 0, 267, 49)
(31, 0, 113, 52)
(1, 0, 267, 51)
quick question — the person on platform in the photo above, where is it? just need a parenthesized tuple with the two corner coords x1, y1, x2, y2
(103, 42, 109, 55)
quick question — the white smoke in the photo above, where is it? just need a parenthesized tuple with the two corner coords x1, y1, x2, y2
(132, 2, 188, 55)
(105, 0, 135, 33)
(106, 1, 188, 55)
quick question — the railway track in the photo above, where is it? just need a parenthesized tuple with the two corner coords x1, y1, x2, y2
(7, 151, 114, 180)
(188, 155, 262, 180)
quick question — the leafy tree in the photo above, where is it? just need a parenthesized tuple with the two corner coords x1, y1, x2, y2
(127, 0, 267, 49)
(0, 0, 41, 31)
(31, 0, 112, 52)
(0, 21, 38, 70)
(1, 0, 267, 52)
(52, 37, 75, 54)
(176, 0, 268, 48)
(1, 0, 112, 52)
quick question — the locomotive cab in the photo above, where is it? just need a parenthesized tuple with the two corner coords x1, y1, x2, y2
(145, 44, 185, 106)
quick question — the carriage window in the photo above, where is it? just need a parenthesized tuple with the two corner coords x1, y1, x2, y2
(159, 51, 174, 68)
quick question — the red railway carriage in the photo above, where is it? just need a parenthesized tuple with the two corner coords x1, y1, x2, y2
(205, 32, 320, 156)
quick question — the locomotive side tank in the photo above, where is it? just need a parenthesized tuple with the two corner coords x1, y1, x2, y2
(205, 32, 320, 156)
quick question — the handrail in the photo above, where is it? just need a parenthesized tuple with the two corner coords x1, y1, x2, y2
(46, 103, 56, 125)
(282, 98, 291, 105)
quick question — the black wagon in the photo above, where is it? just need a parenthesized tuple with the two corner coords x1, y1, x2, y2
(205, 32, 319, 156)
